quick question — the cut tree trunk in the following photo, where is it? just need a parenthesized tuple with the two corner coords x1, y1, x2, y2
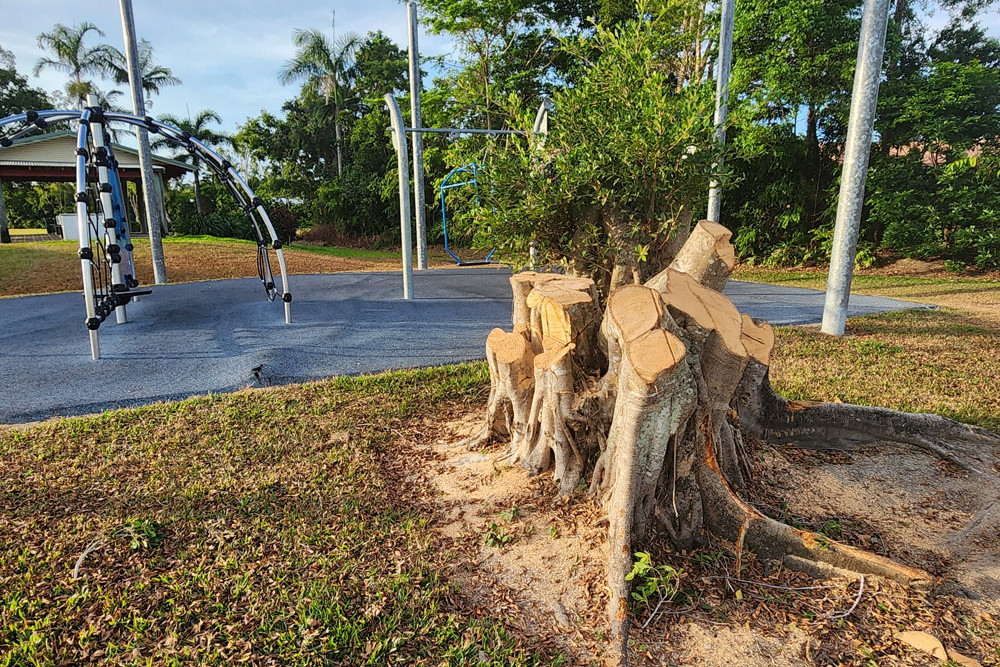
(464, 221, 1000, 666)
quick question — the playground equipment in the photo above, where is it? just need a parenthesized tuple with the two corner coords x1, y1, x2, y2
(385, 93, 552, 298)
(439, 163, 495, 266)
(0, 105, 292, 360)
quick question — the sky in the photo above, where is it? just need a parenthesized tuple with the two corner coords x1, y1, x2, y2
(0, 1, 455, 134)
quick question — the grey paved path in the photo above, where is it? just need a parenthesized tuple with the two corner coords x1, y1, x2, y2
(1, 267, 925, 423)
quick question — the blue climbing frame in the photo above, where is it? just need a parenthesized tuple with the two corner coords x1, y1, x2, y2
(440, 163, 495, 266)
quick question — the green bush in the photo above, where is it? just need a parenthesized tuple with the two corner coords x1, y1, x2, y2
(170, 211, 255, 240)
(954, 226, 1000, 270)
(868, 151, 1000, 269)
(267, 204, 300, 244)
(458, 0, 719, 292)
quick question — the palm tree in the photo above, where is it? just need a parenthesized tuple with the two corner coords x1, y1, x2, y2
(106, 39, 181, 107)
(34, 22, 117, 107)
(153, 110, 231, 215)
(278, 22, 361, 176)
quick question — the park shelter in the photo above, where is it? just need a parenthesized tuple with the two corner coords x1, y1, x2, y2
(0, 130, 192, 242)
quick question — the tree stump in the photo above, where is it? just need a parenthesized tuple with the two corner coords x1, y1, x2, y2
(465, 222, 1000, 666)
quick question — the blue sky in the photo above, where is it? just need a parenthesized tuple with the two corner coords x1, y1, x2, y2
(0, 1, 455, 133)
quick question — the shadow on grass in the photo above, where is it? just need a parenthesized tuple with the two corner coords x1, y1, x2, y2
(846, 308, 996, 336)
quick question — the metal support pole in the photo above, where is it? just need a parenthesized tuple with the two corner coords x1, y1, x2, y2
(401, 126, 524, 136)
(75, 112, 100, 360)
(87, 96, 127, 324)
(706, 0, 735, 223)
(532, 98, 552, 136)
(386, 94, 414, 299)
(118, 0, 167, 284)
(407, 1, 428, 270)
(821, 0, 891, 336)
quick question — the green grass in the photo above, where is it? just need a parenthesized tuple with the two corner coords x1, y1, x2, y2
(733, 267, 1000, 300)
(770, 308, 1000, 430)
(737, 267, 1000, 431)
(0, 364, 561, 666)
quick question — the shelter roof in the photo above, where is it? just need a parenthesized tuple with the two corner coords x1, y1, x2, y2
(0, 130, 193, 181)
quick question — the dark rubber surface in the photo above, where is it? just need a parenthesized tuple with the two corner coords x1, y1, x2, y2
(0, 267, 926, 423)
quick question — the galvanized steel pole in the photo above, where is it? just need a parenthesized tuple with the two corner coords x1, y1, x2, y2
(821, 0, 891, 336)
(706, 0, 735, 223)
(118, 0, 167, 284)
(407, 1, 428, 270)
(386, 94, 414, 299)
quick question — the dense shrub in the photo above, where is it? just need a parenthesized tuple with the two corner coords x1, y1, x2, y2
(267, 204, 300, 244)
(169, 211, 255, 240)
(867, 151, 1000, 270)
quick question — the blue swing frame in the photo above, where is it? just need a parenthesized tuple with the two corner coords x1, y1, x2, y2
(440, 163, 495, 266)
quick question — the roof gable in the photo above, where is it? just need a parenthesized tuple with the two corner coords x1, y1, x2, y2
(0, 130, 193, 172)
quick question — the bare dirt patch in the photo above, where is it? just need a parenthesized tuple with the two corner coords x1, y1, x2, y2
(419, 411, 999, 666)
(761, 443, 1000, 613)
(414, 413, 609, 663)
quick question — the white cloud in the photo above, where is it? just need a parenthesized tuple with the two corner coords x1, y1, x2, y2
(1, 0, 455, 131)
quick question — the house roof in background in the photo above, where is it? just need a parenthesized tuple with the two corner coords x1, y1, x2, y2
(0, 130, 194, 181)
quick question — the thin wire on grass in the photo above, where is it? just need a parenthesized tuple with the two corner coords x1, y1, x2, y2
(698, 576, 842, 592)
(72, 538, 106, 580)
(820, 575, 865, 620)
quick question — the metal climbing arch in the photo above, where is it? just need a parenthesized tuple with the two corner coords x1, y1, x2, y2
(0, 105, 293, 359)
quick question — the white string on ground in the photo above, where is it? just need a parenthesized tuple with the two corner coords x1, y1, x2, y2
(821, 575, 865, 620)
(72, 538, 107, 580)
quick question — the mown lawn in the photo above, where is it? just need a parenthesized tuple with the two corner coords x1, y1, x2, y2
(0, 365, 560, 666)
(734, 267, 1000, 431)
(0, 237, 456, 298)
(2, 267, 997, 664)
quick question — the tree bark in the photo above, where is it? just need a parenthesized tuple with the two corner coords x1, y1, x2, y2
(465, 223, 1000, 665)
(0, 180, 10, 244)
(334, 103, 344, 177)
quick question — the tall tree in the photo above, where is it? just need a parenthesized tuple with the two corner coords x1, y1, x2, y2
(237, 31, 410, 238)
(0, 47, 51, 117)
(153, 110, 231, 215)
(349, 30, 409, 107)
(105, 39, 181, 106)
(278, 25, 361, 176)
(463, 0, 719, 293)
(420, 0, 572, 130)
(0, 48, 51, 243)
(730, 0, 861, 224)
(33, 22, 117, 107)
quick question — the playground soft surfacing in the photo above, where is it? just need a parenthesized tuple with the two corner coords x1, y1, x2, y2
(0, 268, 924, 424)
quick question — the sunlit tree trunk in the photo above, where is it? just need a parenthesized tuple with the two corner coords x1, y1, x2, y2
(464, 221, 1000, 666)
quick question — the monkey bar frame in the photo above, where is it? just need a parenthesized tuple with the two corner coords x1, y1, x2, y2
(385, 93, 551, 298)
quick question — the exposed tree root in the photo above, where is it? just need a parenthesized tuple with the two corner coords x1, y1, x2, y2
(736, 361, 1000, 479)
(696, 414, 934, 588)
